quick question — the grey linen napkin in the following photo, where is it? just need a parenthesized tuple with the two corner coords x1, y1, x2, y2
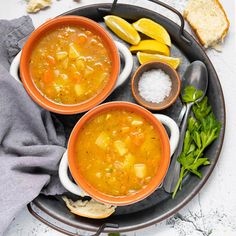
(0, 16, 67, 235)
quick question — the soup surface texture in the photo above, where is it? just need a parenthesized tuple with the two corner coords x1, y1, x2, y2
(75, 110, 163, 197)
(30, 26, 112, 104)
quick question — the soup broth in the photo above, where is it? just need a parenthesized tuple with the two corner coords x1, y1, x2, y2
(30, 26, 112, 104)
(75, 110, 163, 197)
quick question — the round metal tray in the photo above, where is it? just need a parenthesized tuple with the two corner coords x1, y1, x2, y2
(29, 1, 225, 235)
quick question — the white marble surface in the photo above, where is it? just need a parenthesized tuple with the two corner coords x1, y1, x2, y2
(1, 0, 236, 235)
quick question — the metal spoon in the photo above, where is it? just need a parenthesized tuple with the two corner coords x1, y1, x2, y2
(177, 104, 187, 127)
(163, 61, 208, 193)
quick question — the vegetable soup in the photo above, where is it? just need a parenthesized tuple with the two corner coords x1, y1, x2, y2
(75, 110, 163, 197)
(29, 26, 112, 104)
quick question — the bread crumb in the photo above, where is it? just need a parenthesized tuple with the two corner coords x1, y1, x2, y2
(27, 0, 52, 13)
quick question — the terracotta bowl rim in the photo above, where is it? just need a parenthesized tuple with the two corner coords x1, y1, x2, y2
(68, 101, 171, 206)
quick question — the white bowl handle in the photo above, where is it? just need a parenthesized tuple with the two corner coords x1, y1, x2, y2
(114, 41, 133, 90)
(153, 114, 180, 156)
(10, 51, 21, 83)
(59, 151, 89, 196)
(9, 41, 133, 88)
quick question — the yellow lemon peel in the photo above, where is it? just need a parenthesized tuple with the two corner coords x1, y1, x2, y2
(137, 52, 181, 69)
(133, 18, 171, 46)
(130, 40, 170, 56)
(104, 15, 140, 45)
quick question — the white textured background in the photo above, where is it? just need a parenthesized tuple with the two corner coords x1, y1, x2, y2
(1, 0, 236, 235)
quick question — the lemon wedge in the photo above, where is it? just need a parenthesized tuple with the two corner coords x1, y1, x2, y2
(104, 15, 140, 45)
(137, 52, 181, 69)
(130, 40, 170, 56)
(133, 18, 171, 47)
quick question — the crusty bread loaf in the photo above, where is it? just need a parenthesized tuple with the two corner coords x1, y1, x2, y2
(62, 196, 116, 219)
(183, 0, 230, 48)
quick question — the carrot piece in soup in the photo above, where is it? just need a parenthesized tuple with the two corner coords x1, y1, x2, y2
(47, 55, 56, 65)
(42, 70, 54, 84)
(78, 34, 87, 44)
(133, 133, 145, 146)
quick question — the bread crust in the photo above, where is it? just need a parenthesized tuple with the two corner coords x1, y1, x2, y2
(62, 196, 116, 219)
(215, 0, 230, 41)
(183, 0, 230, 47)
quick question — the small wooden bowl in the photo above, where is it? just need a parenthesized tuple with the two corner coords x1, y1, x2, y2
(131, 61, 181, 110)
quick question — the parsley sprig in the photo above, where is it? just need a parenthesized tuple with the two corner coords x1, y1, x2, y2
(182, 86, 203, 103)
(172, 88, 221, 198)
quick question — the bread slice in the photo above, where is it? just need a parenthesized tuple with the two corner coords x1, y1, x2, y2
(62, 196, 116, 219)
(183, 0, 230, 48)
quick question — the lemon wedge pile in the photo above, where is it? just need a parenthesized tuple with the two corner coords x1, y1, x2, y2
(104, 16, 181, 69)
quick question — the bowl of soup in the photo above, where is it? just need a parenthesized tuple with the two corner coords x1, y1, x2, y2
(59, 102, 179, 205)
(19, 16, 132, 114)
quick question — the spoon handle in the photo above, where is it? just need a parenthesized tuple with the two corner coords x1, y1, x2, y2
(177, 104, 187, 127)
(163, 103, 192, 193)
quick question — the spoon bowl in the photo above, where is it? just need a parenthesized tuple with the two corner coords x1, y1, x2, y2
(181, 61, 208, 101)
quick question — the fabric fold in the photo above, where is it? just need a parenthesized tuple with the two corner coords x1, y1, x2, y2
(0, 16, 66, 235)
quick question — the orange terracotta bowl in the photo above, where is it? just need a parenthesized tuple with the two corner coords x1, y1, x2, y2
(20, 16, 120, 114)
(67, 102, 171, 206)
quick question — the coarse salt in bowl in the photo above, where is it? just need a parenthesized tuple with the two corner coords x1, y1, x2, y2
(131, 61, 181, 110)
(138, 69, 172, 103)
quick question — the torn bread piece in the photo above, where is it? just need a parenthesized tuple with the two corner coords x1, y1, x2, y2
(183, 0, 230, 48)
(62, 196, 116, 219)
(27, 0, 52, 13)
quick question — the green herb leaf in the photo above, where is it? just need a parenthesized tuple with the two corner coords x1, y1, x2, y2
(193, 131, 202, 149)
(172, 166, 186, 198)
(187, 117, 196, 132)
(178, 152, 195, 168)
(186, 157, 210, 178)
(201, 113, 221, 133)
(187, 144, 196, 154)
(194, 149, 204, 159)
(193, 97, 212, 120)
(183, 130, 192, 154)
(108, 233, 121, 236)
(182, 86, 203, 103)
(200, 113, 221, 149)
(191, 157, 210, 169)
(190, 169, 202, 178)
